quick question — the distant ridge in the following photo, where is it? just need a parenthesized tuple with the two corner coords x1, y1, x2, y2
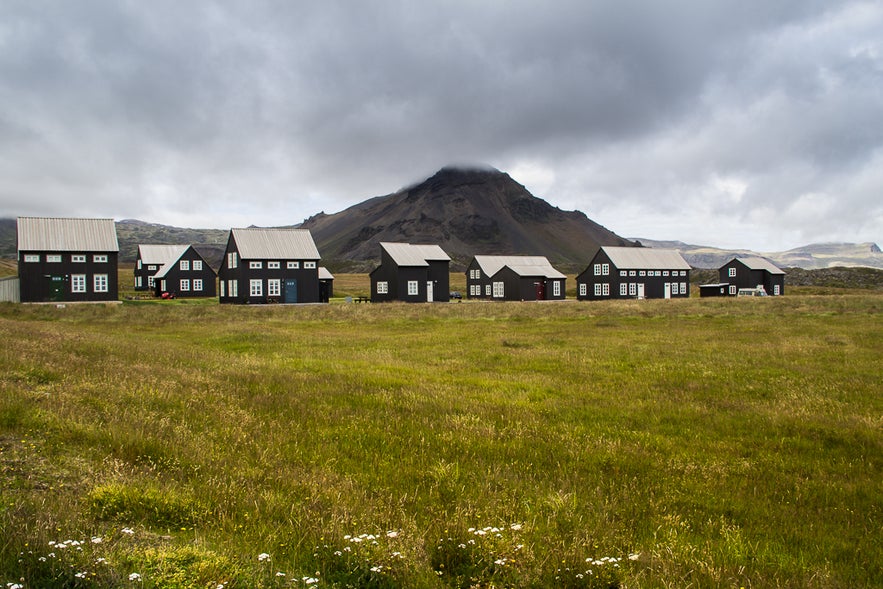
(635, 238, 883, 269)
(301, 166, 635, 271)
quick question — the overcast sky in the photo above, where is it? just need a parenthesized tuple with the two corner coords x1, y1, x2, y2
(2, 1, 881, 251)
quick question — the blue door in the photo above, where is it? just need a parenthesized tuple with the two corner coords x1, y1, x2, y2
(284, 279, 298, 303)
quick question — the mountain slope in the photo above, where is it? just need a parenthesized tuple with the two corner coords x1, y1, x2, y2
(301, 166, 634, 271)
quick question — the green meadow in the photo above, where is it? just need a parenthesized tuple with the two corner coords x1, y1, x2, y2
(1, 291, 881, 588)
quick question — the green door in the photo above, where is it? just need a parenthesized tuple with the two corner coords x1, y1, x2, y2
(50, 276, 65, 301)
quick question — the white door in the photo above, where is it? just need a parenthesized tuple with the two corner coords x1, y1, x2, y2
(426, 281, 433, 302)
(664, 283, 671, 299)
(637, 283, 645, 299)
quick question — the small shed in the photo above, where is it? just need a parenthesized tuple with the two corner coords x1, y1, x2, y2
(699, 283, 730, 297)
(318, 267, 334, 302)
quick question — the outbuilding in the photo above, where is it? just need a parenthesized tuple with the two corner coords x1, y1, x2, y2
(577, 246, 691, 300)
(719, 257, 785, 296)
(466, 255, 566, 300)
(17, 217, 119, 303)
(218, 228, 323, 304)
(370, 242, 450, 302)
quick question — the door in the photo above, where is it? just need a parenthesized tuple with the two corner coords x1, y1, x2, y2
(49, 276, 65, 301)
(664, 283, 671, 299)
(426, 281, 433, 302)
(637, 283, 645, 299)
(535, 281, 545, 300)
(284, 279, 298, 303)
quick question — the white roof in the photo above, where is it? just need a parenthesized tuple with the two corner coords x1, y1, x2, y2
(502, 264, 567, 279)
(601, 246, 691, 270)
(137, 244, 189, 265)
(232, 228, 320, 260)
(17, 217, 119, 252)
(318, 267, 334, 280)
(734, 256, 785, 274)
(380, 242, 450, 266)
(473, 255, 553, 276)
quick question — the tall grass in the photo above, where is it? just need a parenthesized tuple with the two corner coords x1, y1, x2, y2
(1, 293, 881, 587)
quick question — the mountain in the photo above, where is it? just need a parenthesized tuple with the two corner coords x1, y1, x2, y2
(301, 166, 634, 271)
(634, 238, 883, 270)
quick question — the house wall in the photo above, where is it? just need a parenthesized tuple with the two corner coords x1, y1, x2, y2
(427, 260, 450, 302)
(218, 237, 320, 304)
(577, 250, 690, 301)
(153, 248, 217, 298)
(18, 251, 119, 302)
(719, 262, 785, 295)
(466, 260, 491, 299)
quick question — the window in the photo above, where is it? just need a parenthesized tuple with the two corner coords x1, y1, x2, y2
(72, 255, 86, 263)
(180, 279, 190, 291)
(637, 271, 644, 277)
(663, 271, 669, 277)
(287, 261, 299, 269)
(579, 283, 587, 296)
(376, 281, 388, 294)
(593, 264, 601, 276)
(47, 254, 61, 263)
(180, 260, 190, 271)
(485, 285, 491, 296)
(620, 270, 627, 277)
(220, 281, 225, 297)
(594, 283, 602, 296)
(680, 282, 687, 295)
(655, 271, 662, 277)
(193, 260, 202, 271)
(93, 255, 108, 263)
(620, 283, 628, 296)
(135, 276, 142, 288)
(137, 260, 142, 269)
(250, 279, 262, 297)
(24, 254, 39, 262)
(492, 282, 504, 298)
(629, 283, 637, 296)
(194, 279, 203, 291)
(601, 263, 609, 275)
(304, 261, 316, 269)
(268, 261, 280, 269)
(249, 261, 262, 269)
(774, 284, 780, 295)
(553, 281, 561, 296)
(148, 276, 155, 288)
(71, 274, 86, 293)
(227, 252, 238, 269)
(407, 281, 419, 296)
(268, 279, 281, 297)
(229, 280, 238, 297)
(729, 285, 737, 295)
(631, 271, 638, 277)
(728, 267, 736, 277)
(602, 283, 610, 296)
(148, 265, 157, 271)
(94, 274, 108, 292)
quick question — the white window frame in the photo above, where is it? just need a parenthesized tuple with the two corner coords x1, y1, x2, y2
(180, 279, 190, 291)
(46, 254, 61, 263)
(268, 261, 280, 269)
(629, 283, 637, 296)
(137, 260, 142, 269)
(485, 285, 491, 296)
(193, 260, 202, 271)
(594, 283, 602, 296)
(180, 260, 190, 271)
(135, 276, 142, 288)
(663, 270, 669, 277)
(250, 279, 262, 297)
(249, 261, 262, 269)
(71, 274, 86, 293)
(304, 261, 317, 269)
(93, 254, 108, 263)
(579, 283, 587, 296)
(148, 265, 157, 271)
(72, 254, 86, 263)
(729, 267, 737, 277)
(268, 279, 281, 297)
(227, 252, 238, 269)
(593, 263, 602, 276)
(602, 283, 610, 296)
(287, 261, 299, 269)
(220, 281, 225, 297)
(376, 281, 388, 294)
(147, 276, 155, 288)
(620, 283, 628, 296)
(601, 263, 609, 276)
(552, 281, 561, 297)
(24, 254, 39, 262)
(680, 282, 687, 295)
(93, 274, 108, 293)
(620, 270, 627, 277)
(774, 284, 780, 295)
(229, 279, 238, 297)
(193, 278, 203, 292)
(729, 285, 737, 295)
(407, 280, 419, 296)
(492, 282, 504, 298)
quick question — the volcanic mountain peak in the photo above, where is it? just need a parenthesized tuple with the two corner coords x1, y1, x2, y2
(301, 166, 634, 272)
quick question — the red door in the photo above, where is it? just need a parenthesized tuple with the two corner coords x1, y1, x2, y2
(535, 281, 546, 300)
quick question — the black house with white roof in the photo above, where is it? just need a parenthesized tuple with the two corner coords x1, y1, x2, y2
(150, 246, 217, 298)
(218, 228, 322, 304)
(370, 242, 450, 302)
(719, 257, 785, 296)
(467, 255, 566, 301)
(17, 217, 119, 303)
(577, 246, 691, 300)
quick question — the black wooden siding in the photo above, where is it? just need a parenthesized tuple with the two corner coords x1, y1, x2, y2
(153, 247, 217, 298)
(217, 239, 321, 304)
(576, 250, 690, 301)
(719, 261, 784, 295)
(491, 267, 565, 301)
(370, 250, 450, 302)
(18, 251, 119, 303)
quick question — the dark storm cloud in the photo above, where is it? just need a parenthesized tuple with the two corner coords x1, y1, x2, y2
(0, 0, 880, 249)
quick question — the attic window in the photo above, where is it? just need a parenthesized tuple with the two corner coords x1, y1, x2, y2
(304, 261, 316, 269)
(250, 261, 262, 269)
(729, 268, 737, 277)
(24, 254, 40, 262)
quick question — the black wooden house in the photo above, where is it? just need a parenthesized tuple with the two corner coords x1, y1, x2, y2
(370, 242, 450, 302)
(719, 257, 785, 296)
(218, 228, 323, 304)
(17, 217, 119, 303)
(467, 255, 566, 301)
(577, 246, 691, 300)
(134, 245, 187, 291)
(150, 246, 217, 298)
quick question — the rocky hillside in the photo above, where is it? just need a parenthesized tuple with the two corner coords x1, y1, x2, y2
(301, 166, 634, 271)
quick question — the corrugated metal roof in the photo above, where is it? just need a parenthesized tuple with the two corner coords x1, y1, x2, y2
(602, 246, 691, 270)
(17, 217, 119, 252)
(735, 256, 785, 274)
(473, 255, 553, 276)
(318, 267, 334, 280)
(380, 242, 450, 266)
(138, 244, 189, 265)
(503, 264, 567, 279)
(232, 228, 320, 260)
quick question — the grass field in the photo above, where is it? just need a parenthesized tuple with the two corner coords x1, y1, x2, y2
(1, 292, 881, 588)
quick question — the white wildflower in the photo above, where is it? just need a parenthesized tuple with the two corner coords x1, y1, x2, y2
(91, 536, 103, 544)
(258, 553, 271, 562)
(386, 530, 398, 538)
(628, 553, 641, 561)
(370, 565, 382, 572)
(510, 523, 523, 531)
(129, 572, 142, 581)
(121, 528, 135, 535)
(276, 572, 286, 577)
